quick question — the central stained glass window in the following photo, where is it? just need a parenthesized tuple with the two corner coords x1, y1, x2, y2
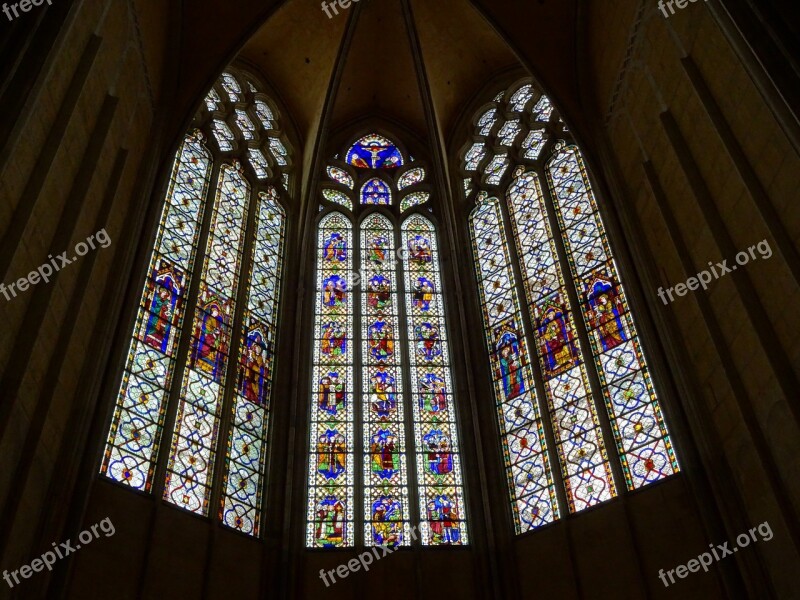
(463, 80, 679, 535)
(308, 134, 467, 548)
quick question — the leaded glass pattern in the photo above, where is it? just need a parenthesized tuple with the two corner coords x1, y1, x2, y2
(212, 120, 234, 151)
(462, 80, 678, 533)
(546, 144, 677, 489)
(102, 70, 293, 536)
(235, 109, 256, 140)
(498, 119, 522, 146)
(398, 167, 426, 189)
(347, 134, 403, 169)
(163, 163, 251, 515)
(327, 166, 354, 189)
(361, 214, 411, 547)
(506, 170, 615, 511)
(478, 108, 497, 135)
(402, 215, 469, 545)
(322, 189, 353, 211)
(307, 213, 355, 548)
(220, 188, 285, 535)
(248, 148, 269, 180)
(101, 132, 212, 491)
(469, 195, 559, 532)
(400, 192, 430, 213)
(255, 100, 274, 129)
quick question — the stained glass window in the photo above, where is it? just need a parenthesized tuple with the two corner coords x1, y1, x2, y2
(306, 134, 470, 548)
(397, 167, 426, 189)
(307, 212, 355, 548)
(478, 109, 497, 135)
(361, 178, 391, 205)
(101, 70, 292, 537)
(463, 80, 678, 533)
(346, 134, 404, 169)
(255, 100, 274, 129)
(205, 87, 221, 112)
(327, 166, 354, 189)
(269, 138, 288, 166)
(400, 192, 430, 213)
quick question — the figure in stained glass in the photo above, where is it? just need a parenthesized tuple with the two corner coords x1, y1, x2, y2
(408, 235, 432, 263)
(318, 371, 345, 416)
(322, 274, 347, 307)
(494, 322, 524, 400)
(317, 429, 346, 479)
(315, 495, 346, 547)
(368, 235, 389, 264)
(367, 274, 391, 310)
(240, 329, 268, 404)
(537, 300, 578, 375)
(424, 430, 453, 476)
(320, 321, 347, 357)
(413, 276, 435, 311)
(371, 496, 403, 547)
(370, 429, 399, 478)
(347, 135, 403, 169)
(143, 264, 184, 353)
(191, 300, 228, 382)
(361, 178, 391, 205)
(368, 319, 394, 362)
(427, 495, 460, 544)
(419, 372, 447, 413)
(586, 276, 626, 351)
(415, 322, 441, 361)
(370, 368, 397, 419)
(323, 232, 347, 262)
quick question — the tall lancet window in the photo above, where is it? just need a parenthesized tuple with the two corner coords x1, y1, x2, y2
(307, 134, 469, 548)
(101, 69, 293, 537)
(463, 81, 679, 534)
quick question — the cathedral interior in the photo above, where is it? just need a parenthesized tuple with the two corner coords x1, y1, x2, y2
(1, 0, 799, 598)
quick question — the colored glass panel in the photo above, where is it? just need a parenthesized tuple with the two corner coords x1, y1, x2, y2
(510, 84, 533, 111)
(398, 167, 426, 190)
(101, 133, 212, 491)
(247, 148, 269, 180)
(220, 188, 285, 536)
(221, 73, 242, 101)
(255, 100, 274, 129)
(498, 119, 522, 146)
(402, 215, 469, 545)
(506, 170, 615, 511)
(306, 213, 355, 548)
(400, 192, 430, 213)
(469, 196, 559, 532)
(347, 134, 404, 169)
(235, 109, 256, 140)
(212, 120, 234, 151)
(478, 109, 497, 135)
(327, 166, 354, 189)
(322, 189, 353, 211)
(163, 163, 251, 515)
(361, 178, 391, 206)
(546, 144, 678, 489)
(361, 214, 412, 547)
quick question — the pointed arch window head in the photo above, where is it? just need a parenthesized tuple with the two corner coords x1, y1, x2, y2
(463, 80, 679, 534)
(361, 178, 391, 206)
(346, 134, 404, 169)
(101, 68, 292, 538)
